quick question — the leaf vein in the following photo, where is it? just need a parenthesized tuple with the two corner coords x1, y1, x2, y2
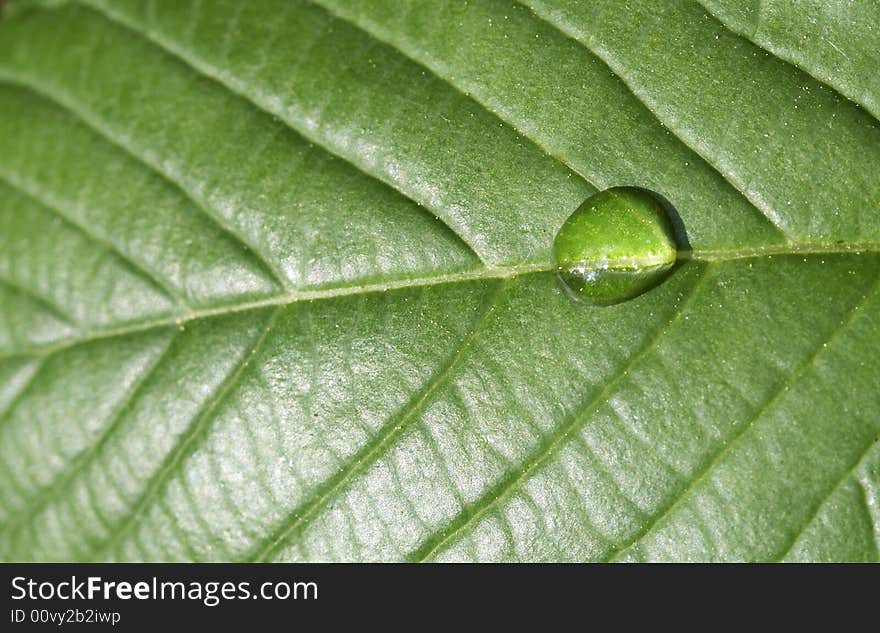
(775, 438, 880, 562)
(1, 244, 878, 361)
(0, 169, 188, 310)
(606, 273, 880, 561)
(86, 307, 281, 560)
(514, 0, 790, 239)
(306, 0, 603, 193)
(0, 356, 47, 425)
(250, 280, 509, 561)
(0, 330, 177, 552)
(0, 75, 289, 292)
(408, 263, 713, 562)
(694, 0, 880, 125)
(0, 275, 80, 330)
(75, 0, 489, 266)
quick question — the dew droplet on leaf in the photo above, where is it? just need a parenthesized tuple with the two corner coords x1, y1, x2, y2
(553, 187, 678, 306)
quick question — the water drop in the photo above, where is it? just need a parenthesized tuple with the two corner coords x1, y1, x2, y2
(553, 187, 678, 305)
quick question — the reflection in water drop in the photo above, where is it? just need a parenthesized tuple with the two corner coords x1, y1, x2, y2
(553, 187, 678, 305)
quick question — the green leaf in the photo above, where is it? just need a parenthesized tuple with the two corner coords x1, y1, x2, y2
(0, 0, 877, 562)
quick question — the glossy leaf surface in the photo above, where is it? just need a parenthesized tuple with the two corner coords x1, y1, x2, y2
(0, 0, 878, 562)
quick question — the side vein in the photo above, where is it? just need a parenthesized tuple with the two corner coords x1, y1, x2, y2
(694, 0, 880, 125)
(75, 0, 489, 266)
(0, 330, 177, 545)
(0, 75, 290, 292)
(514, 0, 790, 238)
(0, 169, 188, 310)
(607, 272, 880, 561)
(0, 275, 79, 330)
(775, 437, 880, 562)
(409, 262, 713, 562)
(87, 306, 282, 561)
(249, 279, 509, 561)
(0, 355, 47, 425)
(306, 0, 603, 194)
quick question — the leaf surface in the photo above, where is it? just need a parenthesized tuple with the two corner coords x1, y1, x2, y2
(0, 0, 878, 562)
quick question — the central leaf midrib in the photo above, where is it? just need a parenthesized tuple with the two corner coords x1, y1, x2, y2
(2, 243, 878, 361)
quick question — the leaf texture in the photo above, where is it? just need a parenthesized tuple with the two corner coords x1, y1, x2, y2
(0, 0, 878, 562)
